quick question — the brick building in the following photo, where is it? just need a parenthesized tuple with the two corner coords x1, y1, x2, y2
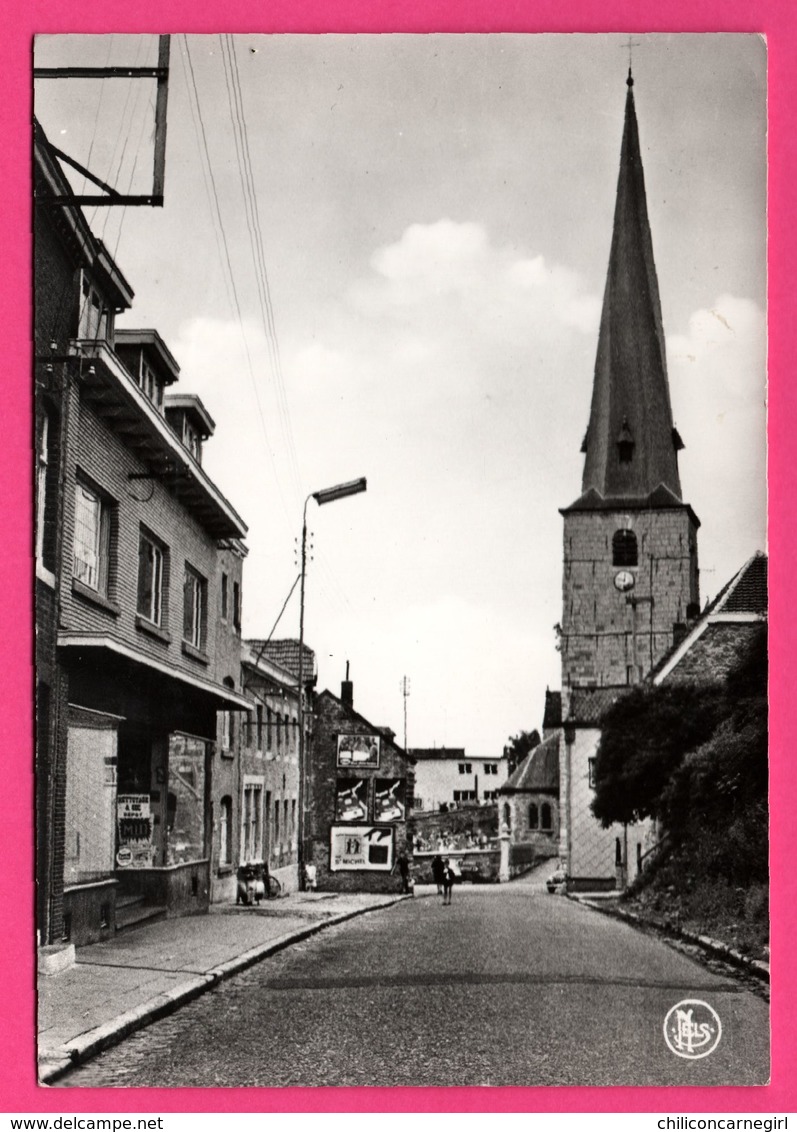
(305, 677, 415, 893)
(210, 638, 315, 902)
(409, 748, 508, 813)
(34, 123, 250, 952)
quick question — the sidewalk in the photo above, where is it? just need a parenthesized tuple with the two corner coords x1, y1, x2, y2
(38, 890, 407, 1085)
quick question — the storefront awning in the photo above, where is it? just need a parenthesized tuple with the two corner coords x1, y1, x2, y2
(58, 634, 252, 711)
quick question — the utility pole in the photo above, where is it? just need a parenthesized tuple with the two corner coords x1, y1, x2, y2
(400, 676, 411, 753)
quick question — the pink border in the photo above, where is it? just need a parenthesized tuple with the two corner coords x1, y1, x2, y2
(6, 1, 794, 1114)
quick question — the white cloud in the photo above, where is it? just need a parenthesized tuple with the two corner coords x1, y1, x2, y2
(166, 232, 767, 752)
(668, 293, 767, 591)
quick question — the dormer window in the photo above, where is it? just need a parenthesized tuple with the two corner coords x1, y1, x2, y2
(138, 361, 164, 410)
(78, 272, 110, 342)
(164, 394, 215, 466)
(183, 419, 200, 461)
(617, 417, 635, 465)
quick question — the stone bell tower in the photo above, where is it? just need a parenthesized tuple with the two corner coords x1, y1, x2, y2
(559, 70, 700, 699)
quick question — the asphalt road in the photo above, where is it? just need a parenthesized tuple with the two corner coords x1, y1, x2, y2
(59, 879, 769, 1087)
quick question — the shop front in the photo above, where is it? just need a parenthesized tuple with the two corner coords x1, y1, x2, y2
(59, 641, 249, 943)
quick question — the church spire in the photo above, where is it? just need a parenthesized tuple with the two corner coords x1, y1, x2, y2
(578, 76, 683, 503)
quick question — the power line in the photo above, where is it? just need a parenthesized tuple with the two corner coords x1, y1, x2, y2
(182, 34, 294, 527)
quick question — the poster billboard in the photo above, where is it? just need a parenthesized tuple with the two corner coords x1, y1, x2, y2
(116, 793, 154, 867)
(374, 778, 406, 823)
(337, 733, 381, 768)
(329, 825, 394, 871)
(335, 778, 368, 822)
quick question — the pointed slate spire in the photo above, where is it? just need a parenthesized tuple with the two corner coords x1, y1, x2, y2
(579, 73, 683, 502)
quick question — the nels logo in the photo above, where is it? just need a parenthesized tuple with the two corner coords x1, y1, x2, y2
(663, 1000, 722, 1060)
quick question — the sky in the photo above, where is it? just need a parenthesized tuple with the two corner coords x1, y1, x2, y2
(33, 33, 768, 754)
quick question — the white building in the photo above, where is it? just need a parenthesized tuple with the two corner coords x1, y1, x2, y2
(409, 747, 508, 813)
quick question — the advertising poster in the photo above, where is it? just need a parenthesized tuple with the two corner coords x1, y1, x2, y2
(337, 732, 380, 768)
(335, 778, 368, 822)
(374, 778, 406, 823)
(329, 825, 394, 871)
(116, 792, 154, 867)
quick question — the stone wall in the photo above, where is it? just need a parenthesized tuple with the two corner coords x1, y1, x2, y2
(561, 507, 699, 688)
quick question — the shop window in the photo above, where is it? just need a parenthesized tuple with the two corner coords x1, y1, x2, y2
(183, 564, 207, 650)
(528, 803, 539, 830)
(541, 802, 553, 831)
(137, 530, 166, 626)
(167, 734, 207, 865)
(64, 710, 118, 885)
(612, 529, 638, 567)
(73, 480, 112, 594)
(219, 795, 232, 867)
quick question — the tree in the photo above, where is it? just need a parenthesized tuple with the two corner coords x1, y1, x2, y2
(504, 729, 541, 776)
(590, 683, 724, 827)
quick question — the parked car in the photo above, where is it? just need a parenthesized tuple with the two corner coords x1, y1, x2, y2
(546, 869, 567, 894)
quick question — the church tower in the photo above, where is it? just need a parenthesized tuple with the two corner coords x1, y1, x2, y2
(560, 71, 700, 698)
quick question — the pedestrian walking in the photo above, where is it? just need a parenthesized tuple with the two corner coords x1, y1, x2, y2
(442, 858, 455, 905)
(431, 853, 445, 894)
(395, 852, 411, 894)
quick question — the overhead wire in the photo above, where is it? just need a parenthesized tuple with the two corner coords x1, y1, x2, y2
(181, 34, 294, 528)
(220, 34, 304, 503)
(177, 40, 236, 321)
(218, 35, 357, 620)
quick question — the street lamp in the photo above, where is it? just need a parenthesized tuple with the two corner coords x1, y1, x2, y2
(297, 477, 367, 887)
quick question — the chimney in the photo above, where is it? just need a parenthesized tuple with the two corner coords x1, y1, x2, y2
(341, 660, 353, 708)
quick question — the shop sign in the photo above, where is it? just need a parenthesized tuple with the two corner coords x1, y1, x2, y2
(337, 733, 380, 769)
(374, 778, 405, 822)
(330, 825, 393, 871)
(117, 793, 154, 867)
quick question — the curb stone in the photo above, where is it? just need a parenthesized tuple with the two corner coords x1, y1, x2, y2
(39, 895, 408, 1086)
(569, 894, 770, 983)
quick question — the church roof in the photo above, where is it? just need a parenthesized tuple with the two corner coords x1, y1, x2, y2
(651, 551, 767, 685)
(542, 689, 562, 731)
(574, 74, 686, 507)
(500, 732, 560, 793)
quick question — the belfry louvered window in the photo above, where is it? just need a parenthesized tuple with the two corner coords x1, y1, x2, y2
(612, 529, 638, 567)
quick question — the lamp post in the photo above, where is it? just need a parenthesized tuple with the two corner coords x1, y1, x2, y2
(297, 477, 367, 888)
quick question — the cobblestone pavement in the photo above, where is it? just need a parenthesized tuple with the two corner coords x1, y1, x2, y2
(58, 885, 769, 1088)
